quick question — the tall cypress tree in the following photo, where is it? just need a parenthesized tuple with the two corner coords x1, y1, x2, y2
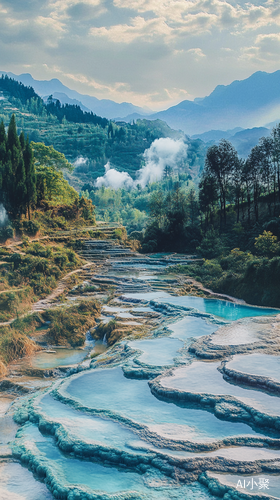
(19, 130, 25, 150)
(5, 114, 27, 217)
(0, 120, 6, 194)
(7, 114, 19, 151)
(0, 120, 6, 161)
(23, 137, 36, 220)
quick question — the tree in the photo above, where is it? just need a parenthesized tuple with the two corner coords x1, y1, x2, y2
(271, 124, 280, 202)
(164, 187, 189, 244)
(196, 227, 224, 259)
(31, 142, 73, 171)
(0, 120, 7, 193)
(35, 163, 76, 205)
(231, 158, 244, 223)
(199, 174, 218, 227)
(149, 191, 165, 228)
(187, 188, 199, 226)
(4, 115, 27, 218)
(23, 137, 37, 220)
(204, 140, 239, 226)
(258, 137, 274, 215)
(247, 146, 262, 222)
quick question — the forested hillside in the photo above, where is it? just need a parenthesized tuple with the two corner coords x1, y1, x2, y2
(140, 124, 280, 307)
(0, 75, 207, 185)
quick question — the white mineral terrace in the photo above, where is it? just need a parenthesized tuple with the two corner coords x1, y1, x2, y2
(1, 245, 280, 500)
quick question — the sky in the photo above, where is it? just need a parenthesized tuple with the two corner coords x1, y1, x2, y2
(0, 0, 279, 110)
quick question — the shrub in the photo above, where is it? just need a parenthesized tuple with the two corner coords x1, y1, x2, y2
(202, 260, 223, 277)
(25, 242, 53, 258)
(129, 230, 144, 242)
(0, 327, 38, 364)
(21, 220, 40, 236)
(93, 320, 117, 343)
(254, 231, 280, 257)
(0, 226, 14, 241)
(43, 300, 101, 346)
(113, 227, 127, 241)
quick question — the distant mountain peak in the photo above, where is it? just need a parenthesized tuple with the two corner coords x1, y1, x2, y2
(0, 71, 151, 120)
(124, 70, 280, 134)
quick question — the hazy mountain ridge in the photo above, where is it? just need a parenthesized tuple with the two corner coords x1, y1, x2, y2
(2, 70, 280, 136)
(0, 72, 150, 119)
(43, 92, 91, 113)
(192, 126, 271, 157)
(121, 71, 280, 134)
(1, 69, 278, 160)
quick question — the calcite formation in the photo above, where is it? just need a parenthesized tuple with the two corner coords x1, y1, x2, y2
(1, 247, 280, 499)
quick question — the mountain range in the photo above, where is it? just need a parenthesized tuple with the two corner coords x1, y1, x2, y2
(192, 126, 271, 158)
(1, 70, 280, 136)
(0, 71, 150, 119)
(129, 70, 280, 134)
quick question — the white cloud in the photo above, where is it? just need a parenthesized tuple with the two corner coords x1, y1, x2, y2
(90, 16, 172, 43)
(95, 138, 188, 189)
(95, 162, 134, 189)
(137, 137, 187, 188)
(1, 0, 280, 109)
(242, 33, 280, 62)
(187, 47, 206, 59)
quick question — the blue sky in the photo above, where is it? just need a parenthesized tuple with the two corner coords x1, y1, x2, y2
(0, 0, 279, 109)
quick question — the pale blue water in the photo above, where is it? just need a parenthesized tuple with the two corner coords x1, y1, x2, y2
(209, 472, 280, 499)
(35, 394, 280, 463)
(124, 292, 279, 320)
(62, 367, 265, 441)
(31, 349, 87, 369)
(38, 394, 154, 455)
(17, 424, 215, 500)
(168, 316, 217, 340)
(127, 337, 183, 366)
(0, 461, 54, 500)
(161, 362, 280, 416)
(226, 354, 280, 383)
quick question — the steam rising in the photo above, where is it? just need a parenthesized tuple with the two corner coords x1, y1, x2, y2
(137, 137, 187, 188)
(0, 204, 8, 227)
(74, 157, 87, 168)
(95, 162, 134, 190)
(95, 138, 187, 190)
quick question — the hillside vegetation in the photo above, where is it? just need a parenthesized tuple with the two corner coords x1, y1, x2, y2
(154, 125, 280, 307)
(0, 75, 207, 185)
(0, 112, 101, 374)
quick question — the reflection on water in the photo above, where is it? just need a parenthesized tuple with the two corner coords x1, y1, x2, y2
(127, 337, 183, 366)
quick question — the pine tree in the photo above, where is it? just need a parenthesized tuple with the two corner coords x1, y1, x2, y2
(23, 137, 36, 220)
